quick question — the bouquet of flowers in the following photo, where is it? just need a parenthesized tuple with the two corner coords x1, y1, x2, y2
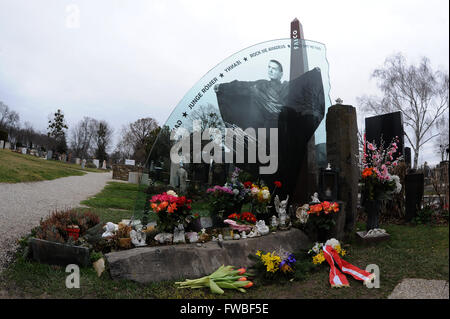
(307, 201, 339, 240)
(207, 167, 250, 222)
(245, 181, 282, 216)
(175, 265, 254, 294)
(224, 212, 257, 232)
(149, 190, 194, 232)
(248, 247, 313, 282)
(308, 238, 346, 265)
(362, 137, 403, 201)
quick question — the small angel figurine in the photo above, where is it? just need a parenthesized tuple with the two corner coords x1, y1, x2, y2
(311, 192, 320, 204)
(274, 195, 289, 227)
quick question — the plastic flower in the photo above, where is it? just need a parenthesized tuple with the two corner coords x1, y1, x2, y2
(312, 252, 325, 265)
(362, 167, 374, 178)
(166, 190, 178, 197)
(274, 181, 282, 188)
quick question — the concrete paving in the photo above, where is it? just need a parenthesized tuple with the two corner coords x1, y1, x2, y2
(388, 278, 449, 299)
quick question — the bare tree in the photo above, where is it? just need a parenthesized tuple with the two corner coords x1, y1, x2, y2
(0, 101, 20, 132)
(69, 117, 97, 158)
(116, 117, 159, 164)
(435, 115, 449, 162)
(358, 53, 449, 169)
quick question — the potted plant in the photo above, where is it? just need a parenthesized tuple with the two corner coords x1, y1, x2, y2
(361, 138, 403, 231)
(306, 201, 340, 241)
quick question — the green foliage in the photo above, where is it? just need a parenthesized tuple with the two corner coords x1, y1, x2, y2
(90, 251, 104, 264)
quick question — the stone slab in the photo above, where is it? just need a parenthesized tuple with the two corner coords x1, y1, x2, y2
(29, 238, 90, 267)
(356, 231, 390, 244)
(388, 279, 449, 299)
(105, 228, 312, 283)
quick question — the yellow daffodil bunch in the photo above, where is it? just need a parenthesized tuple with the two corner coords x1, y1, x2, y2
(256, 250, 281, 273)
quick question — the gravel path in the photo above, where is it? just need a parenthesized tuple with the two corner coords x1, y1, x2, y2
(0, 171, 113, 273)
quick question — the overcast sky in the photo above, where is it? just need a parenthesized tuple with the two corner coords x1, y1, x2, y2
(0, 0, 448, 165)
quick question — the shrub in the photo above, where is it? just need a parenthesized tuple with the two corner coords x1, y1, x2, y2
(86, 162, 97, 169)
(35, 209, 100, 243)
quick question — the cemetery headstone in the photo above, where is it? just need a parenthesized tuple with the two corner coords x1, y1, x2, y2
(4, 142, 10, 149)
(75, 158, 81, 165)
(405, 173, 424, 222)
(125, 159, 135, 166)
(81, 159, 86, 169)
(46, 150, 53, 160)
(22, 147, 27, 155)
(365, 111, 405, 160)
(0, 140, 4, 149)
(102, 160, 107, 169)
(93, 159, 100, 168)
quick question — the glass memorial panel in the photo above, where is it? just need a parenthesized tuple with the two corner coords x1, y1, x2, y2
(132, 38, 331, 224)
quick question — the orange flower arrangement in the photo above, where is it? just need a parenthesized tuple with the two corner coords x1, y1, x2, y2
(308, 201, 339, 215)
(362, 167, 374, 178)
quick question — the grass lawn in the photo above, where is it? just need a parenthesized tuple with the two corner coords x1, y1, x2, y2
(1, 222, 447, 299)
(0, 149, 105, 183)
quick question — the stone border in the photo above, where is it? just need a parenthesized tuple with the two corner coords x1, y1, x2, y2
(105, 228, 312, 283)
(28, 238, 90, 267)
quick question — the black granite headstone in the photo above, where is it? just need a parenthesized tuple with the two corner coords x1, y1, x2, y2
(404, 147, 411, 167)
(365, 111, 404, 160)
(404, 173, 424, 222)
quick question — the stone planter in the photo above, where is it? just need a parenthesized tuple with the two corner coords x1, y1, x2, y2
(28, 238, 90, 267)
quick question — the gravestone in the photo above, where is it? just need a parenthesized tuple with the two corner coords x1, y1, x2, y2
(4, 142, 10, 149)
(46, 150, 53, 160)
(0, 140, 4, 149)
(81, 159, 86, 169)
(405, 173, 424, 222)
(93, 159, 100, 168)
(326, 104, 359, 234)
(128, 172, 140, 184)
(61, 154, 67, 162)
(365, 111, 404, 160)
(102, 160, 107, 169)
(177, 165, 188, 193)
(125, 159, 135, 166)
(404, 147, 411, 168)
(21, 147, 27, 155)
(75, 158, 81, 165)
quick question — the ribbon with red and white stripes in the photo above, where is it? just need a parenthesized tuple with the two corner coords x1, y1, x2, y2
(322, 245, 375, 288)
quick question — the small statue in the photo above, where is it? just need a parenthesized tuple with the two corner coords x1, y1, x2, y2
(241, 231, 247, 239)
(233, 234, 240, 240)
(296, 204, 310, 224)
(247, 230, 259, 238)
(130, 229, 147, 247)
(255, 220, 269, 236)
(274, 195, 289, 227)
(271, 215, 279, 227)
(102, 222, 118, 238)
(173, 224, 186, 244)
(311, 192, 320, 204)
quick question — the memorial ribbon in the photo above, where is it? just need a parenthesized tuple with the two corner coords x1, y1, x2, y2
(322, 245, 375, 288)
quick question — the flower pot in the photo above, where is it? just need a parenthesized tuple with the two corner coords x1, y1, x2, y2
(66, 226, 80, 241)
(365, 200, 381, 231)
